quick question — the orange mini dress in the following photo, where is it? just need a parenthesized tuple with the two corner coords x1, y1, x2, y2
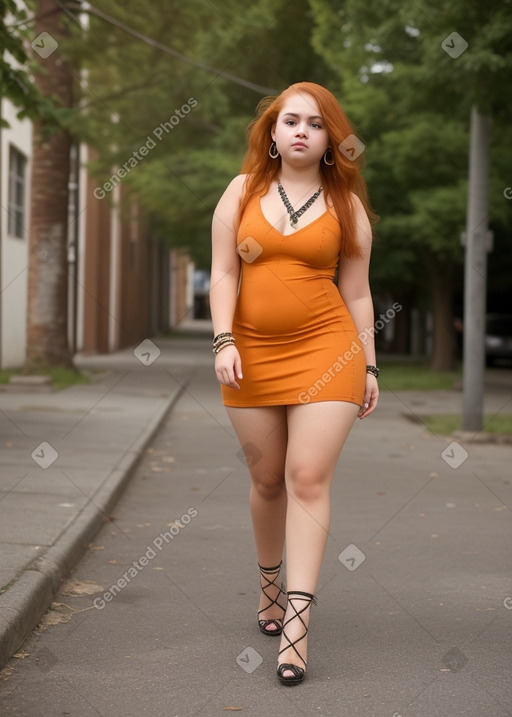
(220, 194, 366, 408)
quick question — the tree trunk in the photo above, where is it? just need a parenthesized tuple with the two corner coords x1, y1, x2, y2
(424, 254, 457, 371)
(25, 0, 74, 371)
(391, 290, 414, 355)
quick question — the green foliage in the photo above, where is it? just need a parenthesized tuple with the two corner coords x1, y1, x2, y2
(124, 124, 246, 266)
(378, 361, 461, 391)
(309, 0, 512, 297)
(5, 0, 511, 283)
(421, 413, 512, 437)
(63, 0, 334, 267)
(0, 366, 90, 390)
(0, 0, 65, 129)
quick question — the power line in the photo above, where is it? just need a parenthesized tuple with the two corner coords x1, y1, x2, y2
(61, 0, 279, 96)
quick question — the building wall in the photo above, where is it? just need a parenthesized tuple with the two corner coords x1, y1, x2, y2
(0, 131, 192, 363)
(0, 99, 31, 368)
(77, 148, 182, 353)
(118, 198, 150, 348)
(170, 250, 194, 328)
(79, 165, 113, 353)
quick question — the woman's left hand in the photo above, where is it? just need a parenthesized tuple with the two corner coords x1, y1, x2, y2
(358, 374, 379, 419)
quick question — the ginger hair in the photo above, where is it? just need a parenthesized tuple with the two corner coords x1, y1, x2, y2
(239, 82, 377, 258)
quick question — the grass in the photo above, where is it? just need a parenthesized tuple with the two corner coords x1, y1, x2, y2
(0, 366, 91, 391)
(421, 413, 512, 436)
(378, 362, 462, 391)
(379, 362, 512, 436)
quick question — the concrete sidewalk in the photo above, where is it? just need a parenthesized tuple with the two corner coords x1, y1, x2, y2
(0, 332, 205, 669)
(0, 333, 510, 715)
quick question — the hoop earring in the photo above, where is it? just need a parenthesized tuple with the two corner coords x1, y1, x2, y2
(323, 148, 334, 166)
(269, 141, 279, 159)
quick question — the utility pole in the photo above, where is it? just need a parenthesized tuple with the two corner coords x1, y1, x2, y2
(462, 106, 492, 431)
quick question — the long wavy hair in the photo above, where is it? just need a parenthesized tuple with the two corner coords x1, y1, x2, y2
(239, 82, 377, 258)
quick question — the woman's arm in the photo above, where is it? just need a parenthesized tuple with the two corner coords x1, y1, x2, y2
(209, 174, 245, 390)
(337, 193, 379, 418)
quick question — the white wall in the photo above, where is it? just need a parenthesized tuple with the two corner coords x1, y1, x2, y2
(0, 98, 32, 368)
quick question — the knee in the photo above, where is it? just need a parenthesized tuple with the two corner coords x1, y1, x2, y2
(287, 468, 326, 502)
(251, 471, 285, 500)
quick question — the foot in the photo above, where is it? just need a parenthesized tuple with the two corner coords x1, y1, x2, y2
(277, 591, 316, 684)
(258, 562, 286, 635)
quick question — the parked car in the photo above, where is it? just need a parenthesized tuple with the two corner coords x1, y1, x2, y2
(485, 314, 512, 366)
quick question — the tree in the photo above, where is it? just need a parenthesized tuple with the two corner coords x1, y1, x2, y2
(5, 0, 336, 370)
(24, 0, 75, 370)
(1, 0, 59, 127)
(309, 0, 512, 370)
(66, 0, 335, 267)
(6, 0, 511, 373)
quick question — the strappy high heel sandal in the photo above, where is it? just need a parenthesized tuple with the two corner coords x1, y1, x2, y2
(276, 590, 317, 685)
(257, 562, 286, 636)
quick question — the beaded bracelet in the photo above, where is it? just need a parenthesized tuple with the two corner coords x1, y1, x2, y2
(213, 332, 231, 346)
(212, 338, 236, 355)
(213, 332, 233, 345)
(212, 332, 236, 355)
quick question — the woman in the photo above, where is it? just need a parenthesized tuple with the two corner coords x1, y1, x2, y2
(209, 82, 379, 685)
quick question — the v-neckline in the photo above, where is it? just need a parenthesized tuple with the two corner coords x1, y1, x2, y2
(258, 197, 329, 237)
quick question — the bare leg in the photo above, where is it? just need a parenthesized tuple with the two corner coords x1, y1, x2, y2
(278, 401, 359, 675)
(226, 405, 288, 628)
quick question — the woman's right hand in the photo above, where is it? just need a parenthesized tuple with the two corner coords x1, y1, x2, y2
(214, 344, 243, 390)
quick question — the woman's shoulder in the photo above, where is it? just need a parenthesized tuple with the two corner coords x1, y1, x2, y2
(349, 191, 364, 211)
(215, 175, 250, 219)
(349, 192, 371, 230)
(216, 174, 248, 205)
(226, 173, 249, 194)
(328, 191, 366, 216)
(327, 191, 370, 232)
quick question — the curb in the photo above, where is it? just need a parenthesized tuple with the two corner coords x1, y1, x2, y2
(0, 381, 187, 671)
